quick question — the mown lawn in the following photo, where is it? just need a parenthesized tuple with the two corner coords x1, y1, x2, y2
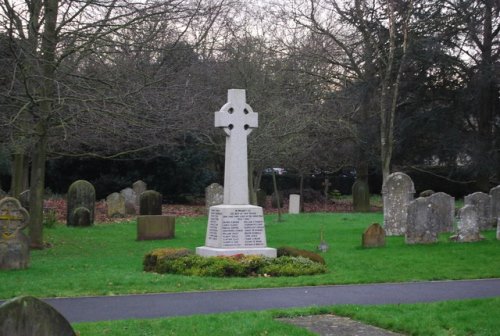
(1, 212, 499, 299)
(74, 297, 500, 336)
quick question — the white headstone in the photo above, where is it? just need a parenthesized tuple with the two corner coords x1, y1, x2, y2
(197, 89, 276, 258)
(289, 194, 301, 214)
(382, 172, 415, 236)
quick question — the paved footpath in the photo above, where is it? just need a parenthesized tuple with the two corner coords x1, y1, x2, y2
(9, 278, 491, 323)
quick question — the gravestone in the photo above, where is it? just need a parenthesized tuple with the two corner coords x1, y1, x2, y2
(489, 185, 500, 221)
(205, 183, 224, 211)
(66, 180, 95, 227)
(120, 187, 137, 215)
(139, 190, 162, 215)
(289, 194, 301, 214)
(362, 223, 385, 248)
(137, 215, 175, 240)
(352, 180, 370, 212)
(132, 180, 147, 206)
(0, 197, 30, 270)
(405, 197, 440, 244)
(428, 192, 455, 232)
(451, 205, 483, 242)
(497, 218, 500, 240)
(106, 192, 126, 218)
(197, 89, 276, 257)
(419, 189, 435, 197)
(0, 296, 76, 336)
(382, 172, 415, 236)
(464, 192, 493, 230)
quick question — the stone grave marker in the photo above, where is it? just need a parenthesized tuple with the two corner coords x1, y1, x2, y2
(137, 215, 175, 240)
(18, 189, 30, 210)
(362, 223, 385, 248)
(451, 205, 483, 242)
(428, 192, 455, 232)
(489, 185, 500, 221)
(120, 187, 137, 215)
(67, 180, 95, 227)
(405, 197, 440, 244)
(352, 180, 370, 212)
(139, 190, 162, 215)
(382, 172, 415, 236)
(289, 194, 301, 214)
(0, 296, 76, 336)
(205, 183, 224, 211)
(106, 192, 126, 218)
(0, 197, 30, 270)
(497, 218, 500, 240)
(132, 180, 147, 206)
(464, 192, 493, 230)
(196, 89, 276, 257)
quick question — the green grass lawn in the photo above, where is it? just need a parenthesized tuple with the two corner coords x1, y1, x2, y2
(1, 212, 499, 299)
(74, 297, 500, 335)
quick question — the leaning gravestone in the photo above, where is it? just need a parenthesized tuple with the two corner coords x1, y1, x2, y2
(289, 194, 301, 214)
(489, 185, 500, 222)
(362, 223, 385, 248)
(196, 89, 276, 257)
(352, 180, 370, 212)
(405, 197, 440, 244)
(132, 180, 147, 206)
(0, 296, 76, 336)
(205, 183, 224, 211)
(428, 192, 455, 232)
(451, 205, 483, 242)
(382, 172, 415, 236)
(120, 187, 137, 215)
(67, 180, 95, 227)
(464, 192, 493, 230)
(106, 192, 126, 218)
(0, 197, 30, 270)
(139, 190, 162, 215)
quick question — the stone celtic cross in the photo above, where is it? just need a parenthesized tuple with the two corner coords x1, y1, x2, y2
(215, 89, 258, 205)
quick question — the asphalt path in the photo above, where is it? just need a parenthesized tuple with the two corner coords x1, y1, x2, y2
(16, 278, 500, 323)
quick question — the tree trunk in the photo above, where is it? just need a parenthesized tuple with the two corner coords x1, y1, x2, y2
(28, 130, 47, 249)
(272, 170, 282, 222)
(11, 153, 26, 199)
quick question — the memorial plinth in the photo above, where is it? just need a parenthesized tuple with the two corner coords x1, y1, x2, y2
(196, 205, 276, 257)
(196, 89, 276, 258)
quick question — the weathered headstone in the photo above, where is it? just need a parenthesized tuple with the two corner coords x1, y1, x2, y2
(137, 215, 175, 240)
(362, 223, 386, 248)
(352, 180, 370, 212)
(66, 180, 95, 227)
(405, 197, 440, 244)
(289, 194, 301, 214)
(382, 172, 415, 236)
(0, 296, 76, 336)
(489, 185, 500, 222)
(205, 183, 224, 211)
(0, 197, 30, 270)
(106, 192, 126, 218)
(464, 192, 493, 230)
(196, 89, 276, 257)
(132, 180, 147, 206)
(419, 189, 435, 197)
(428, 192, 455, 232)
(120, 187, 137, 215)
(451, 205, 483, 242)
(139, 190, 162, 215)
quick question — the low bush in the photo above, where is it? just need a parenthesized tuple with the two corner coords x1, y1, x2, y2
(144, 250, 327, 277)
(277, 246, 326, 264)
(143, 248, 193, 272)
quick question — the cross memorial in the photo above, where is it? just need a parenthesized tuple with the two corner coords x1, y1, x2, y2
(197, 89, 276, 257)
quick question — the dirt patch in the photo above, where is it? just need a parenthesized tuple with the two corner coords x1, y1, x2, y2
(278, 314, 404, 336)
